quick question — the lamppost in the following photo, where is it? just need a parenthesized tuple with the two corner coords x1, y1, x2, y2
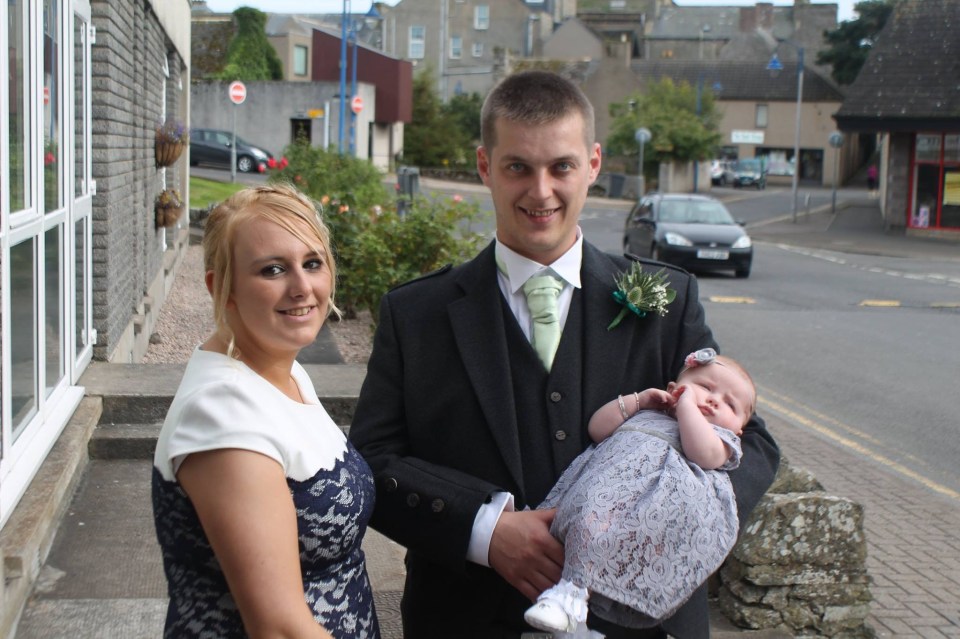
(692, 74, 721, 193)
(635, 127, 651, 198)
(338, 0, 351, 153)
(767, 43, 803, 222)
(828, 131, 844, 216)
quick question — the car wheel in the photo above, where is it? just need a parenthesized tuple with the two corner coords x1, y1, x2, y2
(623, 238, 633, 254)
(735, 265, 751, 278)
(237, 155, 254, 173)
(652, 244, 665, 262)
(719, 175, 727, 186)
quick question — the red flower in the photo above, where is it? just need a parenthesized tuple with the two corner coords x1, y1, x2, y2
(45, 152, 56, 165)
(257, 162, 266, 173)
(279, 156, 289, 169)
(267, 157, 277, 169)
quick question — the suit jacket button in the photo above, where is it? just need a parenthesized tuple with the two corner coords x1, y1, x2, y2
(550, 391, 562, 402)
(384, 477, 398, 492)
(431, 498, 445, 513)
(406, 493, 421, 507)
(554, 430, 567, 441)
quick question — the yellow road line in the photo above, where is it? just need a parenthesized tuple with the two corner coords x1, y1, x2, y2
(708, 296, 755, 304)
(859, 299, 901, 307)
(931, 302, 960, 308)
(758, 390, 960, 502)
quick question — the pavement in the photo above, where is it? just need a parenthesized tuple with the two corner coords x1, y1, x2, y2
(8, 186, 960, 638)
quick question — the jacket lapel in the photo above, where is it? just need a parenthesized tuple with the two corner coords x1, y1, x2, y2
(448, 244, 525, 494)
(581, 244, 638, 413)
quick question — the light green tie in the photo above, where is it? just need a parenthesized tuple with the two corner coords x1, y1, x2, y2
(523, 275, 564, 371)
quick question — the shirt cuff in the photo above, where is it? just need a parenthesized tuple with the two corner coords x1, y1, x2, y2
(466, 491, 514, 567)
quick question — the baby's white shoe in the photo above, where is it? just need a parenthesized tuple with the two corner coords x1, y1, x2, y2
(524, 598, 575, 633)
(524, 579, 590, 634)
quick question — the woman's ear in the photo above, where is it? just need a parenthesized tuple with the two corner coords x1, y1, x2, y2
(204, 270, 216, 297)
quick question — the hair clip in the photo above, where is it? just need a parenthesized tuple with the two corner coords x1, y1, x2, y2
(684, 348, 717, 368)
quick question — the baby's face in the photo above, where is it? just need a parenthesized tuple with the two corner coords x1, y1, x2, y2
(678, 364, 755, 435)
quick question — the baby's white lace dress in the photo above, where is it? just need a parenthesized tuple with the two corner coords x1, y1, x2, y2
(540, 410, 741, 628)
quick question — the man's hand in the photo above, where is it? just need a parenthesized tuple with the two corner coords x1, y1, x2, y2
(488, 509, 564, 601)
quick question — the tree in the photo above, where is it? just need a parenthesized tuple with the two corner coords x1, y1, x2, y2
(402, 67, 469, 167)
(443, 92, 483, 149)
(606, 78, 722, 179)
(816, 0, 899, 85)
(216, 7, 283, 82)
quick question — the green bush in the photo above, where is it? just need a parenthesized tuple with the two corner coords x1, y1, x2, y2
(268, 142, 486, 320)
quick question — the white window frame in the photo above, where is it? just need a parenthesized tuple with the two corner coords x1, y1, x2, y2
(409, 25, 425, 59)
(293, 44, 308, 76)
(472, 42, 483, 58)
(474, 5, 489, 31)
(449, 35, 462, 59)
(756, 103, 768, 128)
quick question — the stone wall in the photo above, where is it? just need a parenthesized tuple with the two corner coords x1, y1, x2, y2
(718, 457, 874, 637)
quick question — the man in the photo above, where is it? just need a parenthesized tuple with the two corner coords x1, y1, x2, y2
(350, 71, 779, 638)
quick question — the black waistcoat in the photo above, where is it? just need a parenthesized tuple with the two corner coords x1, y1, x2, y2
(502, 288, 586, 508)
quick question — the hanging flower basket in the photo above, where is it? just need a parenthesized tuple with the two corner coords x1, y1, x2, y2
(155, 141, 185, 168)
(154, 189, 184, 228)
(155, 119, 189, 168)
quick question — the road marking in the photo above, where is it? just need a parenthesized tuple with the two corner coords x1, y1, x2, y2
(708, 296, 755, 304)
(773, 244, 960, 289)
(931, 301, 960, 308)
(758, 387, 960, 502)
(859, 299, 901, 307)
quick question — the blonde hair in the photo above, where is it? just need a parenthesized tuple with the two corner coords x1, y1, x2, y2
(202, 184, 340, 356)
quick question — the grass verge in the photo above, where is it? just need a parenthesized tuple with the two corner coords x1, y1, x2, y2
(189, 176, 247, 210)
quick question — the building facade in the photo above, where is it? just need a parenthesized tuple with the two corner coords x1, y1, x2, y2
(1, 0, 190, 532)
(835, 0, 960, 237)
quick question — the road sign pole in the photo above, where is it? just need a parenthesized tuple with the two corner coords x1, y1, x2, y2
(231, 107, 237, 183)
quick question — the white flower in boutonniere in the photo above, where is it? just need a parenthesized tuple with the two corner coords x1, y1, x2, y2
(607, 262, 677, 330)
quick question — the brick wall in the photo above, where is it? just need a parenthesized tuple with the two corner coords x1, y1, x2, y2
(91, 0, 187, 361)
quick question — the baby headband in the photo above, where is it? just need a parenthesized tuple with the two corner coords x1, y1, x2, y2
(684, 347, 717, 369)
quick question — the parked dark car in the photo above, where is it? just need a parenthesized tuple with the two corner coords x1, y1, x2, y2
(731, 158, 766, 189)
(189, 128, 274, 173)
(623, 193, 753, 278)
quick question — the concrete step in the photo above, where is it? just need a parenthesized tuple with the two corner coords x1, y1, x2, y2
(89, 423, 162, 460)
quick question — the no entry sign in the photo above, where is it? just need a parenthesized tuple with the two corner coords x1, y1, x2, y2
(351, 95, 364, 114)
(228, 81, 247, 105)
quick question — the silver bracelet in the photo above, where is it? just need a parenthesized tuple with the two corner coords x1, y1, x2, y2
(618, 395, 630, 420)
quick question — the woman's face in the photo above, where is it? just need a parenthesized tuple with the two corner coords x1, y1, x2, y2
(225, 216, 331, 362)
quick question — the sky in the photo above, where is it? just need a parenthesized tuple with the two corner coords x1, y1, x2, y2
(204, 0, 858, 24)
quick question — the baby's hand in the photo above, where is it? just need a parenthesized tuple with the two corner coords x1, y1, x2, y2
(637, 388, 676, 411)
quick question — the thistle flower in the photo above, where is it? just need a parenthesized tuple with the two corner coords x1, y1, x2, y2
(607, 263, 676, 330)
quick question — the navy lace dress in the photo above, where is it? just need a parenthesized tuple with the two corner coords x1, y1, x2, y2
(152, 441, 380, 638)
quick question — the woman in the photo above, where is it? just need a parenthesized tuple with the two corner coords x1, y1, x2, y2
(152, 184, 380, 638)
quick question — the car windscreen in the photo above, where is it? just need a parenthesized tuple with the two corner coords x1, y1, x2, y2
(660, 200, 734, 224)
(736, 159, 762, 172)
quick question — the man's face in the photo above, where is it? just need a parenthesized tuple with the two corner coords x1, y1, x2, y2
(477, 112, 601, 265)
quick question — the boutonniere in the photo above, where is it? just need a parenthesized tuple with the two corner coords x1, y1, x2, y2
(607, 262, 676, 330)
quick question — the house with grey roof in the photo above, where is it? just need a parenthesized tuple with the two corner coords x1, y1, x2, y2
(834, 0, 960, 237)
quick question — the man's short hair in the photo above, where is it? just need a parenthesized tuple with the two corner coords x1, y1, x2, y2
(480, 70, 595, 151)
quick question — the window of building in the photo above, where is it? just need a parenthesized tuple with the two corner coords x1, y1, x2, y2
(755, 104, 768, 128)
(294, 45, 308, 76)
(450, 35, 462, 59)
(409, 25, 426, 59)
(474, 6, 489, 30)
(912, 132, 960, 230)
(472, 42, 483, 57)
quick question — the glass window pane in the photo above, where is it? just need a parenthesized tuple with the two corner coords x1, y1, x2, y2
(8, 0, 32, 213)
(74, 15, 88, 197)
(44, 0, 63, 212)
(945, 135, 960, 163)
(75, 218, 89, 357)
(294, 45, 308, 76)
(916, 134, 941, 162)
(755, 104, 768, 128)
(45, 227, 64, 397)
(11, 240, 38, 440)
(912, 164, 939, 228)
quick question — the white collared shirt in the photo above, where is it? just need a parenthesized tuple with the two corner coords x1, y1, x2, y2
(494, 230, 583, 342)
(466, 230, 585, 567)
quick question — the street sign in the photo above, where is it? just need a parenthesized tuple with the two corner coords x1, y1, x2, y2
(307, 108, 324, 118)
(228, 81, 247, 105)
(828, 131, 844, 148)
(634, 127, 651, 144)
(351, 95, 364, 114)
